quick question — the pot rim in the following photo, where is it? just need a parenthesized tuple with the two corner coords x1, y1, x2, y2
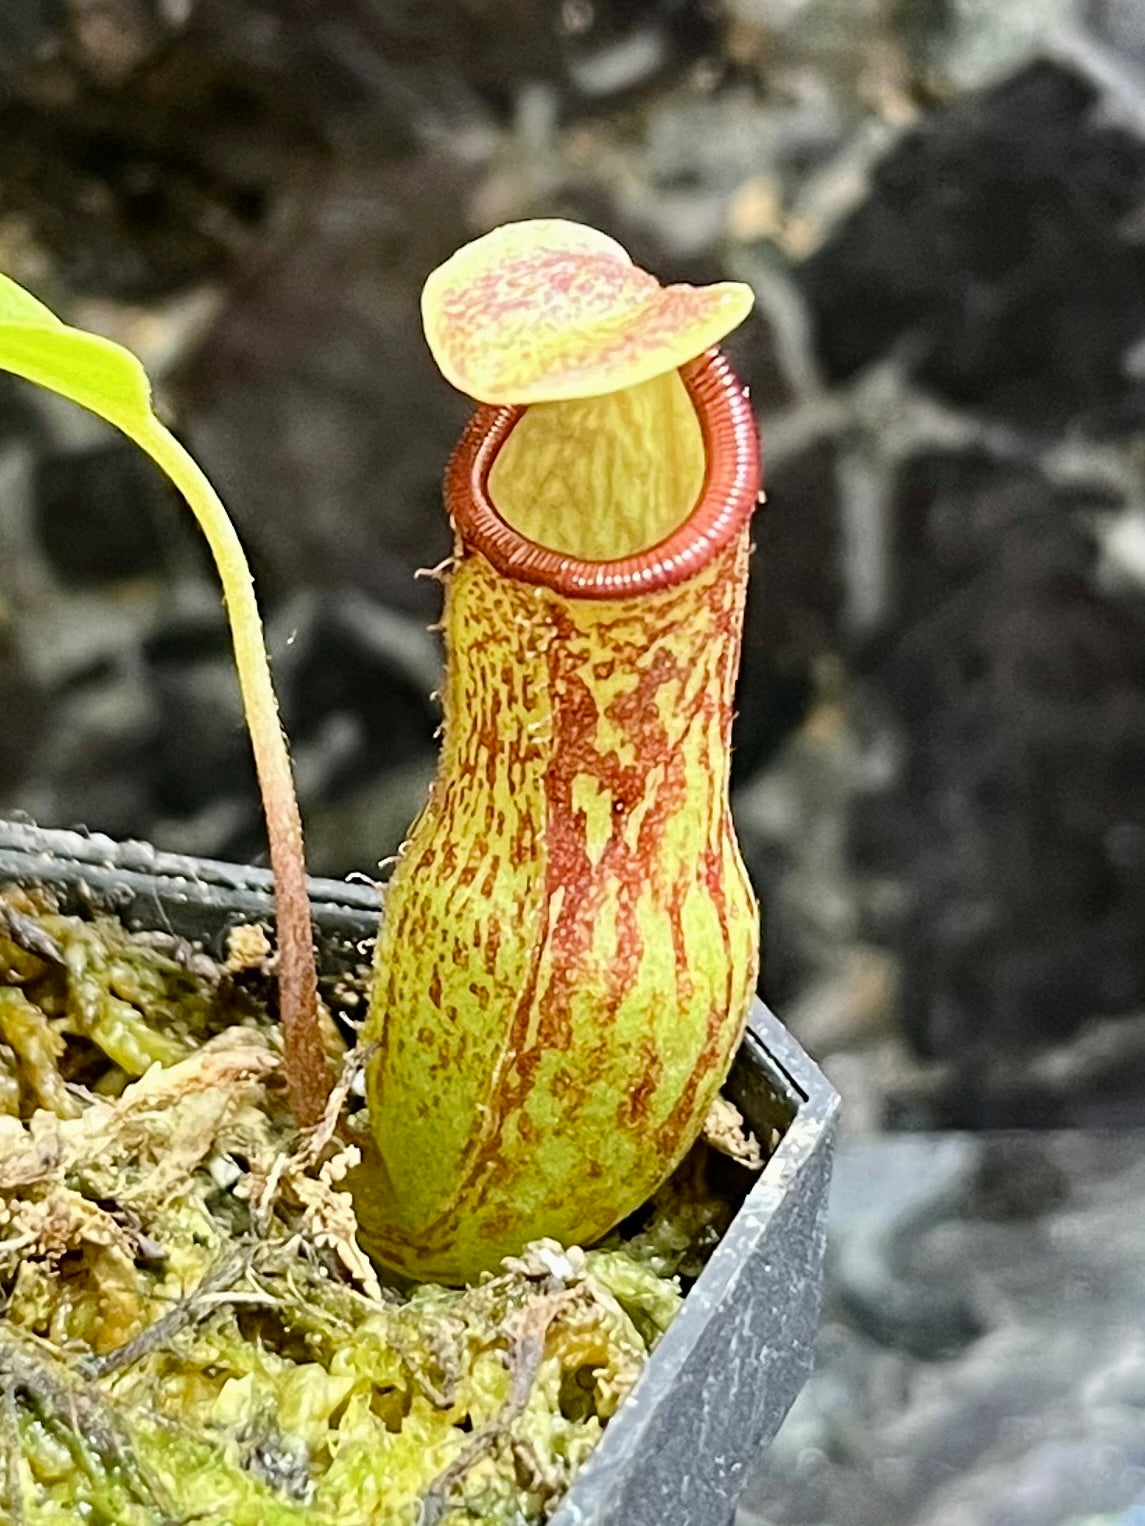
(444, 347, 761, 599)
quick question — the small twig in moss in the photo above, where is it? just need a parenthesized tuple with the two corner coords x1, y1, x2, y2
(298, 1040, 377, 1162)
(0, 904, 64, 968)
(1, 1378, 25, 1526)
(88, 1244, 256, 1378)
(0, 1333, 167, 1511)
(418, 1298, 555, 1526)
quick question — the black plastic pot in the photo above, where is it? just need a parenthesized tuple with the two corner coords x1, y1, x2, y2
(0, 818, 838, 1526)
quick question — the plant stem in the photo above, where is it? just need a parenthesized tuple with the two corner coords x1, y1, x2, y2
(130, 417, 328, 1128)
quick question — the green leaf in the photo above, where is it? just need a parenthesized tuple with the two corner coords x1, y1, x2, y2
(0, 272, 154, 441)
(0, 321, 153, 438)
(0, 272, 63, 327)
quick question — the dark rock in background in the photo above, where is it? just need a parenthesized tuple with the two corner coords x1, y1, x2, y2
(559, 0, 721, 104)
(800, 61, 1145, 434)
(35, 439, 174, 584)
(0, 627, 43, 801)
(142, 615, 254, 822)
(857, 448, 1145, 1065)
(0, 1, 316, 298)
(0, 0, 575, 296)
(175, 156, 470, 613)
(736, 439, 844, 784)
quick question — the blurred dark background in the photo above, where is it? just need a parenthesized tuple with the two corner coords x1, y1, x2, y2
(1, 4, 1145, 1519)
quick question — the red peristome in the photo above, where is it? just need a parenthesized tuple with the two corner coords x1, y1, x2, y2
(446, 349, 760, 600)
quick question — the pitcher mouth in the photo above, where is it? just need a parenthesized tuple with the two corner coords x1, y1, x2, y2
(444, 348, 761, 599)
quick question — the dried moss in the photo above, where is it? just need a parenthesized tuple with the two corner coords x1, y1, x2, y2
(0, 889, 761, 1525)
